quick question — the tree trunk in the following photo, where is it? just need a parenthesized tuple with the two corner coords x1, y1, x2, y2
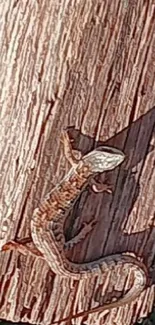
(0, 1, 155, 324)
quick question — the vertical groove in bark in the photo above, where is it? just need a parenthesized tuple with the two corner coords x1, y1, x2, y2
(0, 0, 155, 324)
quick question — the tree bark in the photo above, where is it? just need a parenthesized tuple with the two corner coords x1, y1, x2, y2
(0, 0, 155, 324)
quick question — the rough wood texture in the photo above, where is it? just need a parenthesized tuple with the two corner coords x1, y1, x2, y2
(0, 0, 155, 324)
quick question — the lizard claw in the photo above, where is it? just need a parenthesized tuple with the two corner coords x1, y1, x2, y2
(2, 240, 26, 255)
(92, 183, 113, 193)
(2, 240, 23, 252)
(89, 177, 113, 194)
(83, 219, 97, 229)
(64, 219, 98, 250)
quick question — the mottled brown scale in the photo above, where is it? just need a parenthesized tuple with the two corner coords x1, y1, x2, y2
(29, 139, 149, 314)
(1, 132, 149, 319)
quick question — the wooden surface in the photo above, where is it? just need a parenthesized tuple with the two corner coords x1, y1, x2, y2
(0, 0, 155, 324)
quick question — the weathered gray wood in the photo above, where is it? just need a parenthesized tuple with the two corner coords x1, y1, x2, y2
(0, 0, 155, 324)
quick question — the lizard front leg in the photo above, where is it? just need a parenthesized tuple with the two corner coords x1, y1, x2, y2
(88, 177, 113, 193)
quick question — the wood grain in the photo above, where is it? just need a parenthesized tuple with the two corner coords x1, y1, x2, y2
(0, 0, 155, 324)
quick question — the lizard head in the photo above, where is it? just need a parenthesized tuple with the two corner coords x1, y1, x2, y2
(83, 146, 125, 173)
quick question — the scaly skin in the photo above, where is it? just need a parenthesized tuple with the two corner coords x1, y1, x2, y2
(2, 132, 149, 319)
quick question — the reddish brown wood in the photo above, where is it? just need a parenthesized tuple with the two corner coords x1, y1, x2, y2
(0, 1, 155, 324)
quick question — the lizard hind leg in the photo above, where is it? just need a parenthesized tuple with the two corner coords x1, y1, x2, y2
(2, 239, 44, 258)
(64, 219, 97, 250)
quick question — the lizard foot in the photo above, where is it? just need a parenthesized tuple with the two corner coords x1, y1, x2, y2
(64, 219, 97, 250)
(89, 177, 113, 194)
(2, 240, 43, 257)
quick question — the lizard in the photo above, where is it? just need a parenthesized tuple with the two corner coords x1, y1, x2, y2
(2, 130, 149, 319)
